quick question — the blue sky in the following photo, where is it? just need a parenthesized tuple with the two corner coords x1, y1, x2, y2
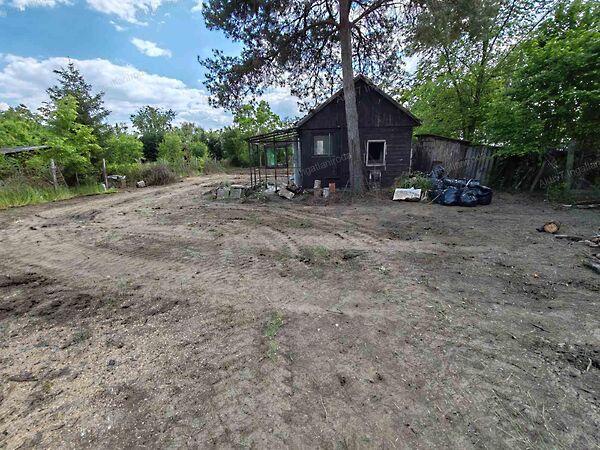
(0, 0, 301, 128)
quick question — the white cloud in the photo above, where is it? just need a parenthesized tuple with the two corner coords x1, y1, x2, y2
(131, 38, 172, 58)
(0, 54, 232, 128)
(9, 0, 70, 10)
(85, 0, 175, 24)
(191, 1, 202, 13)
(0, 101, 9, 111)
(109, 20, 126, 32)
(258, 86, 300, 120)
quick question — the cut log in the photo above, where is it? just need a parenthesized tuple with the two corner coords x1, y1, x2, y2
(537, 221, 561, 234)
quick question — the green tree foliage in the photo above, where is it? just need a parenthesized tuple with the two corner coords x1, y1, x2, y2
(36, 95, 102, 180)
(176, 122, 209, 158)
(405, 0, 555, 140)
(486, 0, 600, 156)
(131, 106, 176, 161)
(102, 133, 144, 165)
(218, 101, 283, 166)
(157, 132, 184, 164)
(219, 127, 247, 166)
(0, 106, 48, 148)
(43, 62, 110, 142)
(233, 101, 283, 136)
(402, 78, 467, 139)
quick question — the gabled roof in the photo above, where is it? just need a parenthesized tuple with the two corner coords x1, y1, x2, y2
(296, 74, 421, 127)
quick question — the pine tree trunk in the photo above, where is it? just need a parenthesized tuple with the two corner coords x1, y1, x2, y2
(339, 0, 365, 193)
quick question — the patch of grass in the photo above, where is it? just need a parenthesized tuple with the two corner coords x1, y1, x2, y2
(71, 327, 92, 345)
(298, 245, 331, 265)
(0, 181, 113, 210)
(265, 311, 284, 361)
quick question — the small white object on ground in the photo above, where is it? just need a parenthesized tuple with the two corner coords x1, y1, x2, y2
(393, 188, 421, 201)
(136, 181, 146, 188)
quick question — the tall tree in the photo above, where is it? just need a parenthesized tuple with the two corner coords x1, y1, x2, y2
(485, 0, 599, 186)
(40, 95, 102, 181)
(405, 0, 555, 140)
(43, 62, 110, 141)
(233, 101, 283, 136)
(202, 0, 407, 193)
(176, 122, 209, 159)
(130, 106, 176, 161)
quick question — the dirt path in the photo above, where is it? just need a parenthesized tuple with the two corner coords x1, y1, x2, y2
(1, 174, 598, 449)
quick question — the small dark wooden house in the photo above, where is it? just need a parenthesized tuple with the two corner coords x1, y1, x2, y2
(248, 75, 420, 190)
(295, 74, 420, 188)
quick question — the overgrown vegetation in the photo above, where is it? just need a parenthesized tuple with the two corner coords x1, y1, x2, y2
(0, 63, 285, 208)
(0, 180, 112, 209)
(264, 311, 284, 361)
(394, 172, 433, 191)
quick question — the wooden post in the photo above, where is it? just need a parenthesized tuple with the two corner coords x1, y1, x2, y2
(285, 145, 290, 185)
(258, 145, 262, 185)
(273, 143, 278, 191)
(102, 158, 109, 188)
(565, 141, 576, 189)
(50, 159, 58, 190)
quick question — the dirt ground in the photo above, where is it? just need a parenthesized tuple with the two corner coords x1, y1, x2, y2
(0, 174, 598, 449)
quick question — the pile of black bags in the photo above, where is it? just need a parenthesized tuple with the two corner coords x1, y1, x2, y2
(429, 165, 493, 207)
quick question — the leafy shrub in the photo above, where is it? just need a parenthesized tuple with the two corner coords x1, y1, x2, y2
(394, 172, 433, 191)
(102, 134, 143, 165)
(140, 163, 178, 186)
(158, 132, 184, 164)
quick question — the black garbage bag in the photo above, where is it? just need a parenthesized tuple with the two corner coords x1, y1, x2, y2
(445, 178, 481, 188)
(439, 186, 461, 206)
(474, 186, 493, 205)
(459, 188, 479, 207)
(430, 165, 446, 180)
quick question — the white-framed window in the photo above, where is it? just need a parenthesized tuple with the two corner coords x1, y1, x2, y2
(313, 134, 332, 156)
(366, 140, 386, 166)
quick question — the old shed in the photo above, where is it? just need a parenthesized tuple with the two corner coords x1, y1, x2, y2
(248, 75, 420, 189)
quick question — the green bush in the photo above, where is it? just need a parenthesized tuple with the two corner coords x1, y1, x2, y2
(394, 172, 433, 191)
(102, 134, 143, 165)
(158, 132, 184, 164)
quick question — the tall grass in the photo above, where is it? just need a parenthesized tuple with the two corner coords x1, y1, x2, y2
(0, 180, 112, 210)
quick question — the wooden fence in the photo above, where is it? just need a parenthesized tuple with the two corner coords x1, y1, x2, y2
(411, 134, 496, 185)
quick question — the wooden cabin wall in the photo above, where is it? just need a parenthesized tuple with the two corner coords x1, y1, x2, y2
(297, 79, 416, 188)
